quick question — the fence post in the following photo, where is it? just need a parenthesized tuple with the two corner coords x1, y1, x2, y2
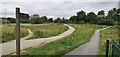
(117, 40, 120, 57)
(106, 40, 109, 57)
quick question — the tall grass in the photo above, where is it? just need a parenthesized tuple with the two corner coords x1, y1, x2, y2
(0, 25, 2, 43)
(22, 23, 68, 39)
(22, 24, 106, 56)
(2, 25, 28, 43)
(98, 26, 119, 55)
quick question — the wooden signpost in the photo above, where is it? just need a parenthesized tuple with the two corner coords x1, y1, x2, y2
(16, 7, 20, 57)
(16, 7, 29, 57)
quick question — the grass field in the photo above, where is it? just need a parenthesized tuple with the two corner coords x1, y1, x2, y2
(1, 23, 68, 43)
(2, 24, 28, 43)
(22, 23, 68, 39)
(98, 26, 119, 55)
(22, 24, 106, 56)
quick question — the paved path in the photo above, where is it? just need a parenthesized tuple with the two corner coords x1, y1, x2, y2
(0, 28, 33, 56)
(64, 26, 110, 56)
(0, 24, 75, 56)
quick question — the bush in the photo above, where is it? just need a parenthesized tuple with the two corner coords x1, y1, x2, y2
(79, 21, 85, 24)
(48, 18, 53, 22)
(7, 17, 16, 23)
(98, 19, 115, 25)
(30, 18, 43, 24)
(118, 22, 120, 25)
(0, 19, 10, 24)
(20, 19, 30, 23)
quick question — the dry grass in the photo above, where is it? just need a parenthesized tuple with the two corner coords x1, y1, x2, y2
(2, 24, 28, 43)
(22, 23, 68, 39)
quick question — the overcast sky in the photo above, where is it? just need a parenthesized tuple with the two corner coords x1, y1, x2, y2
(0, 0, 119, 19)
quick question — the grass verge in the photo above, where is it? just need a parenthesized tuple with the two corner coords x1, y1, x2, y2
(98, 26, 119, 56)
(2, 24, 28, 43)
(0, 25, 2, 43)
(21, 24, 106, 57)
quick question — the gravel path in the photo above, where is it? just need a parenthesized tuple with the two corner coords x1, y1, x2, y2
(21, 29, 33, 40)
(0, 24, 75, 56)
(63, 26, 110, 56)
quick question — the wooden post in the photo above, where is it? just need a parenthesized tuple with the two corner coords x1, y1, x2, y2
(16, 7, 20, 57)
(106, 40, 109, 57)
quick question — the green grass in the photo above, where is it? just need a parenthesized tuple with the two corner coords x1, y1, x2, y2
(21, 24, 106, 56)
(0, 25, 2, 43)
(98, 26, 119, 56)
(1, 23, 68, 43)
(22, 23, 68, 39)
(2, 24, 28, 43)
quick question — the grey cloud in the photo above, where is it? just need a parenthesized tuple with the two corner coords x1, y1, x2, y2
(0, 0, 119, 2)
(0, 2, 118, 19)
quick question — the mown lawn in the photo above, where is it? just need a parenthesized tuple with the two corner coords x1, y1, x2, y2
(2, 24, 28, 43)
(21, 24, 106, 57)
(22, 23, 68, 39)
(98, 26, 119, 56)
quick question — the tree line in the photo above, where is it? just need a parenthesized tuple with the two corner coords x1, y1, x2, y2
(30, 8, 119, 25)
(69, 8, 120, 25)
(1, 8, 120, 25)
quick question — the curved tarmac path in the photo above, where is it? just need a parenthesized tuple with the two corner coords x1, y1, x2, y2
(0, 28, 33, 56)
(63, 26, 110, 57)
(0, 24, 75, 56)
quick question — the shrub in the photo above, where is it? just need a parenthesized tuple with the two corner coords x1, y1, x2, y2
(48, 18, 53, 22)
(98, 19, 115, 25)
(79, 21, 85, 24)
(0, 19, 10, 24)
(7, 17, 16, 23)
(20, 19, 30, 23)
(30, 18, 43, 24)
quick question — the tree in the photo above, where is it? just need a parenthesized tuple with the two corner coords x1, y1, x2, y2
(107, 8, 118, 24)
(76, 10, 87, 23)
(97, 10, 105, 18)
(107, 10, 114, 18)
(54, 17, 62, 23)
(41, 16, 48, 22)
(48, 18, 53, 22)
(30, 14, 43, 24)
(87, 12, 98, 24)
(69, 15, 77, 23)
(117, 8, 120, 13)
(61, 17, 68, 23)
(117, 8, 120, 24)
(107, 8, 117, 18)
